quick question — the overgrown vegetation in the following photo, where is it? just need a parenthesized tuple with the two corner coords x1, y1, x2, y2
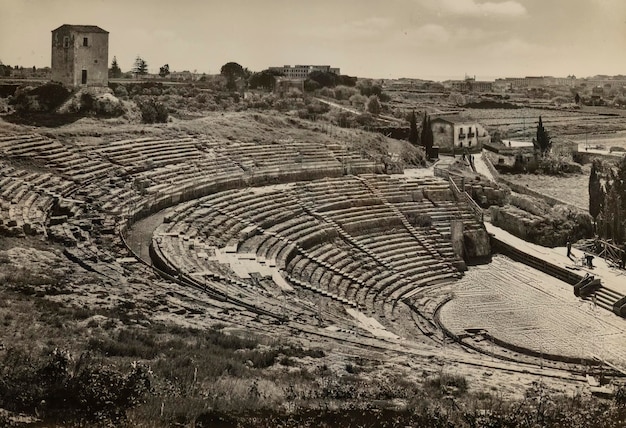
(0, 348, 152, 425)
(135, 96, 169, 123)
(9, 83, 70, 113)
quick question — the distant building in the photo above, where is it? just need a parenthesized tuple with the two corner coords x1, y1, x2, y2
(268, 65, 340, 80)
(494, 75, 577, 91)
(447, 77, 493, 93)
(431, 116, 490, 151)
(169, 71, 198, 81)
(51, 24, 109, 87)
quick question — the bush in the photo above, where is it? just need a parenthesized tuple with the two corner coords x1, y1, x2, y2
(609, 146, 626, 153)
(366, 95, 381, 115)
(10, 83, 71, 113)
(136, 97, 169, 123)
(349, 94, 367, 108)
(424, 373, 468, 397)
(114, 85, 129, 99)
(0, 348, 151, 424)
(334, 85, 358, 101)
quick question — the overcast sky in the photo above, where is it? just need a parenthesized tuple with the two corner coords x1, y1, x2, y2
(1, 0, 624, 80)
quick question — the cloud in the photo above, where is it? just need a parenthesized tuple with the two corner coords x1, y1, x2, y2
(432, 0, 527, 17)
(413, 24, 451, 43)
(300, 16, 393, 41)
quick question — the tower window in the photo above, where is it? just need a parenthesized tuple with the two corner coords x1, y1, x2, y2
(63, 36, 69, 48)
(83, 37, 88, 46)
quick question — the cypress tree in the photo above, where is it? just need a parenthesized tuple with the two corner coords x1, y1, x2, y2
(408, 111, 419, 146)
(420, 113, 434, 155)
(589, 159, 604, 223)
(534, 116, 551, 156)
(424, 116, 434, 156)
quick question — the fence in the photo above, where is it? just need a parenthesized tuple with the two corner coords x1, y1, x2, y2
(448, 176, 484, 223)
(434, 166, 485, 223)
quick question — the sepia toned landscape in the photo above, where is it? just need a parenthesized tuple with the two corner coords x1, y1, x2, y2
(2, 1, 626, 427)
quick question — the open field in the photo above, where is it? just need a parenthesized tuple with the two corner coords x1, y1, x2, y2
(499, 166, 591, 211)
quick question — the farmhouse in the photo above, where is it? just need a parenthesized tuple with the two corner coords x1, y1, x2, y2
(431, 116, 490, 151)
(51, 24, 109, 87)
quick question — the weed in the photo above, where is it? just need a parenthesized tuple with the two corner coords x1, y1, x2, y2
(425, 372, 468, 398)
(0, 347, 151, 425)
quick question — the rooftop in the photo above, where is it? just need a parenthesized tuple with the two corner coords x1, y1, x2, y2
(52, 24, 108, 34)
(431, 115, 477, 124)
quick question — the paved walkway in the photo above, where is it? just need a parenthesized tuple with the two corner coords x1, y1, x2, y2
(472, 151, 496, 182)
(486, 222, 626, 296)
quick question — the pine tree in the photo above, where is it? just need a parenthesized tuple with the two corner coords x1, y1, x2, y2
(408, 110, 419, 146)
(133, 56, 148, 75)
(589, 159, 604, 223)
(109, 56, 122, 78)
(534, 116, 551, 156)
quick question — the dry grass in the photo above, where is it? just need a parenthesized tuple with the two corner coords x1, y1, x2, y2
(502, 164, 591, 211)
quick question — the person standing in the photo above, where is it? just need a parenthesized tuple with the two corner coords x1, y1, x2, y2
(566, 240, 572, 259)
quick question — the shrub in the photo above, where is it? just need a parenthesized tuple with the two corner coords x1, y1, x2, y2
(334, 85, 358, 101)
(349, 94, 367, 108)
(609, 146, 626, 153)
(88, 329, 159, 359)
(0, 348, 152, 424)
(136, 97, 168, 123)
(424, 372, 468, 397)
(366, 95, 381, 115)
(10, 83, 71, 113)
(114, 85, 129, 99)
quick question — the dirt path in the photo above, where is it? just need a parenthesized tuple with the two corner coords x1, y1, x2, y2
(125, 209, 170, 262)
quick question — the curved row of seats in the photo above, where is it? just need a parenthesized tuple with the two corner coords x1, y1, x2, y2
(148, 175, 476, 321)
(0, 162, 78, 236)
(0, 133, 118, 183)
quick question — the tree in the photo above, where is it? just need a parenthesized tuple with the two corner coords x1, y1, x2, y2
(133, 56, 148, 75)
(408, 110, 419, 146)
(0, 63, 12, 77)
(159, 64, 170, 78)
(589, 159, 604, 223)
(220, 62, 245, 79)
(424, 116, 433, 156)
(420, 113, 433, 156)
(308, 71, 337, 88)
(366, 95, 381, 115)
(348, 94, 367, 108)
(109, 56, 122, 78)
(534, 116, 551, 156)
(248, 69, 282, 90)
(220, 62, 246, 91)
(597, 157, 626, 243)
